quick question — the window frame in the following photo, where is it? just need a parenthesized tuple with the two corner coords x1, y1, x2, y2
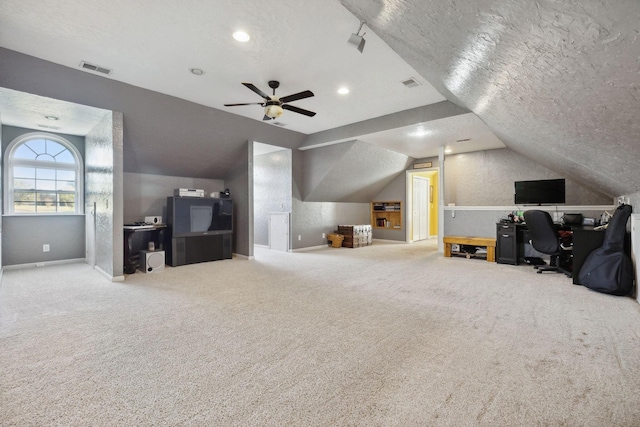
(4, 132, 84, 216)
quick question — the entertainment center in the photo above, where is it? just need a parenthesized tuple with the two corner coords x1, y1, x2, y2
(165, 196, 233, 266)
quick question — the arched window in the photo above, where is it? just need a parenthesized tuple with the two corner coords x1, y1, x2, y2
(4, 133, 83, 214)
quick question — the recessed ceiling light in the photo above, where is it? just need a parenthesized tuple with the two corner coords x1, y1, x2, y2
(233, 31, 250, 42)
(409, 127, 432, 138)
(45, 115, 59, 121)
(337, 87, 349, 95)
(189, 68, 205, 76)
(445, 149, 453, 154)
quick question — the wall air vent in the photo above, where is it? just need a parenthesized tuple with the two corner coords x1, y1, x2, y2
(401, 78, 421, 88)
(37, 124, 61, 130)
(80, 61, 112, 75)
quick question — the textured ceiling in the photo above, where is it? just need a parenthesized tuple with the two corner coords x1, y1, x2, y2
(0, 0, 500, 160)
(339, 0, 640, 197)
(1, 0, 637, 200)
(0, 0, 444, 134)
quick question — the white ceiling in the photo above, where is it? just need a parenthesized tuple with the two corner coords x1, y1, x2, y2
(0, 0, 504, 157)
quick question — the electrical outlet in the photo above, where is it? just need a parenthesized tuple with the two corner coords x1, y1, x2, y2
(322, 233, 326, 239)
(43, 244, 50, 252)
(298, 235, 301, 241)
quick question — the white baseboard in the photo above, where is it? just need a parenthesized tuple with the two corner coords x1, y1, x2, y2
(3, 258, 86, 271)
(94, 265, 124, 282)
(372, 238, 406, 244)
(234, 253, 254, 260)
(293, 244, 331, 252)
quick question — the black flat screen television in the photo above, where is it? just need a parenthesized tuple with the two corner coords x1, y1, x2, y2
(514, 179, 565, 205)
(167, 197, 233, 236)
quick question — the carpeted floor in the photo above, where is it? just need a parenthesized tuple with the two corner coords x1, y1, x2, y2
(1, 240, 640, 426)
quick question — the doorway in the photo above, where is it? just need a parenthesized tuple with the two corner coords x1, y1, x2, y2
(252, 142, 292, 253)
(406, 168, 439, 243)
(412, 176, 430, 241)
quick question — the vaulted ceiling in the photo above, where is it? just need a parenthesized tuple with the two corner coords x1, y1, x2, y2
(0, 0, 638, 199)
(339, 0, 640, 197)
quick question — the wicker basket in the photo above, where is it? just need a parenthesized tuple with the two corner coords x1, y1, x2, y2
(327, 233, 344, 248)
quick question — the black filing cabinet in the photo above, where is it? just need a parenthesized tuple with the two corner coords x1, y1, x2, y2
(496, 223, 518, 264)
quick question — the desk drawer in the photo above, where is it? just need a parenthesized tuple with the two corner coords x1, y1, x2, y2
(496, 223, 518, 264)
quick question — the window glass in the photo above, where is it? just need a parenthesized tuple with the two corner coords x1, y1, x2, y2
(6, 135, 82, 214)
(14, 167, 35, 178)
(36, 168, 56, 179)
(36, 153, 56, 162)
(46, 140, 65, 157)
(57, 170, 75, 181)
(26, 139, 46, 153)
(56, 150, 75, 163)
(13, 145, 37, 160)
(14, 178, 35, 190)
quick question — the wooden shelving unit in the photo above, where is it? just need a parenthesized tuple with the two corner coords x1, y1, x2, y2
(371, 201, 402, 229)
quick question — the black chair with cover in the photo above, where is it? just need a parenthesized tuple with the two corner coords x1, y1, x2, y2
(577, 204, 633, 295)
(523, 210, 572, 277)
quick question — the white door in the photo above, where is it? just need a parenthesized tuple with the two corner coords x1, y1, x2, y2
(269, 212, 290, 252)
(412, 176, 429, 241)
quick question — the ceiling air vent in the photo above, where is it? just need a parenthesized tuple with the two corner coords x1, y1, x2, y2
(80, 61, 112, 75)
(456, 138, 471, 142)
(401, 77, 421, 88)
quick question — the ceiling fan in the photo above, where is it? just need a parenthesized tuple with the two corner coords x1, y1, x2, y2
(224, 81, 316, 121)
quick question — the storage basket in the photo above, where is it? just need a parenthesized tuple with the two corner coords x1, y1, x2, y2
(327, 233, 344, 248)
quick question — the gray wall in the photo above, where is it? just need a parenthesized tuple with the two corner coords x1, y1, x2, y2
(2, 216, 85, 265)
(123, 172, 225, 224)
(442, 149, 611, 206)
(291, 146, 369, 249)
(437, 149, 614, 237)
(444, 208, 613, 238)
(254, 149, 292, 247)
(85, 112, 123, 279)
(1, 126, 86, 266)
(225, 142, 251, 257)
(291, 199, 370, 249)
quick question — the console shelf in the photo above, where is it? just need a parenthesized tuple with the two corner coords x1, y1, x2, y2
(371, 201, 402, 229)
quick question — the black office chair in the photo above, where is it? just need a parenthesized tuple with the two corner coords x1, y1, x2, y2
(523, 210, 572, 277)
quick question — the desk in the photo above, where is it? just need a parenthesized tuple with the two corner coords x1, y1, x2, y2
(124, 225, 166, 274)
(496, 222, 628, 282)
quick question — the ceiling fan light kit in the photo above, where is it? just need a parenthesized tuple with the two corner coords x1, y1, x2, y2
(264, 104, 284, 119)
(224, 80, 315, 121)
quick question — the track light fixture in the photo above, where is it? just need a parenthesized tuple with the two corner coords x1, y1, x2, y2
(347, 21, 366, 53)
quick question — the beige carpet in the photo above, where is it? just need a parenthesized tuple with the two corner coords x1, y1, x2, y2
(1, 240, 640, 426)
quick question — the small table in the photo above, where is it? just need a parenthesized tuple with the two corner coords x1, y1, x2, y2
(123, 225, 166, 273)
(443, 236, 496, 262)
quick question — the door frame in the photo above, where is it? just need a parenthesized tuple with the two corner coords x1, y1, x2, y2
(405, 167, 440, 244)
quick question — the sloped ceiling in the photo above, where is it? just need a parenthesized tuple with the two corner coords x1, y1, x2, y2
(303, 140, 412, 202)
(340, 0, 640, 198)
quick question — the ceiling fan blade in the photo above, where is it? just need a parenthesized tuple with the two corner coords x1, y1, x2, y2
(279, 90, 314, 104)
(282, 104, 316, 117)
(224, 102, 264, 106)
(242, 82, 270, 99)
